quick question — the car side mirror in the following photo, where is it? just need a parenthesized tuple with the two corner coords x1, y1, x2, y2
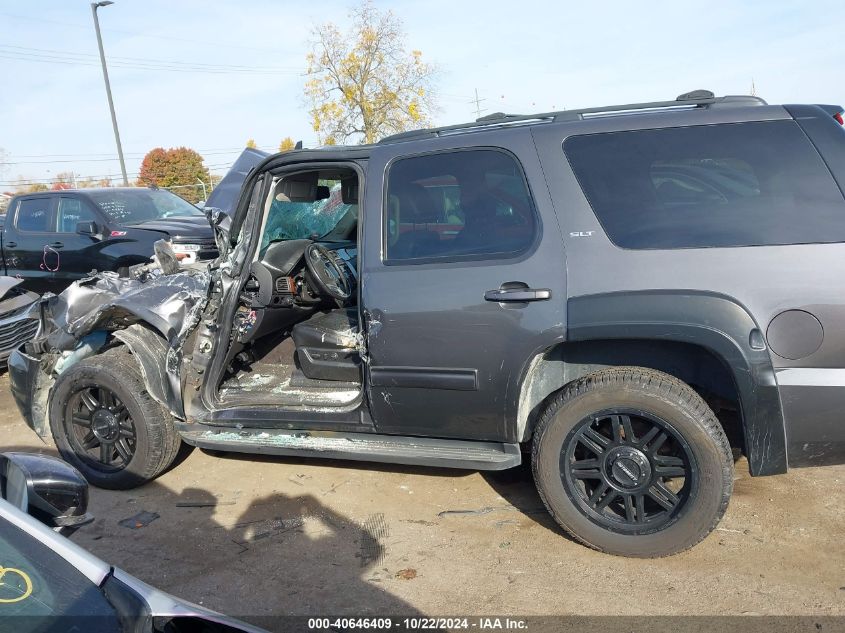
(77, 220, 99, 236)
(0, 452, 93, 536)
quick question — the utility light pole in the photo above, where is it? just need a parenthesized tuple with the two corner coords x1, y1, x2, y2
(470, 88, 487, 120)
(91, 1, 128, 186)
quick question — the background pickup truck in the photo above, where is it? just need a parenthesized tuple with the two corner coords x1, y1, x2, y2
(0, 187, 217, 295)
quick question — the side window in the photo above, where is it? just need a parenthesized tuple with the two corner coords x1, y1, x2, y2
(564, 120, 845, 249)
(385, 149, 537, 262)
(57, 197, 97, 233)
(15, 198, 52, 232)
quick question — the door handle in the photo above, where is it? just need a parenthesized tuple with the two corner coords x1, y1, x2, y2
(49, 241, 64, 248)
(484, 287, 551, 302)
(4, 242, 16, 248)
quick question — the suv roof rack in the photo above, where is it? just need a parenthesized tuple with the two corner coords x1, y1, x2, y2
(379, 90, 767, 144)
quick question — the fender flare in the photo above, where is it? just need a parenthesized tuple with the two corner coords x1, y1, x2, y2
(565, 290, 786, 476)
(112, 324, 184, 419)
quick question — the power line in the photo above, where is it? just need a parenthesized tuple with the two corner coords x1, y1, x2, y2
(4, 142, 314, 164)
(0, 49, 301, 75)
(2, 148, 268, 165)
(6, 146, 275, 159)
(0, 11, 291, 54)
(469, 88, 487, 119)
(1, 161, 237, 187)
(0, 44, 301, 73)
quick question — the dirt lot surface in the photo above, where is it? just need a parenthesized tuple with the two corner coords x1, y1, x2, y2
(1, 371, 843, 627)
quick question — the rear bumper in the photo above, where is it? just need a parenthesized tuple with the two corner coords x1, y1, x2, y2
(8, 347, 50, 438)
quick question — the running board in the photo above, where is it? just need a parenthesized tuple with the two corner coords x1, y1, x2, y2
(180, 427, 522, 471)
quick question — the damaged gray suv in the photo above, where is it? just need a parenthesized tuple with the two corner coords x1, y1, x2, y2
(9, 91, 845, 557)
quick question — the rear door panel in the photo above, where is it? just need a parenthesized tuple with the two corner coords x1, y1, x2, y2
(361, 130, 567, 442)
(4, 196, 57, 294)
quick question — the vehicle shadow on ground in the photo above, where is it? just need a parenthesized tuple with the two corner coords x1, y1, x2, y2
(0, 444, 425, 631)
(480, 461, 571, 536)
(204, 447, 476, 479)
(210, 447, 567, 537)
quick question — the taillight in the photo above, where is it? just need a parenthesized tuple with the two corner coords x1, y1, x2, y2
(835, 111, 844, 125)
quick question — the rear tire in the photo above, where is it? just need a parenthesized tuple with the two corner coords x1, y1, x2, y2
(532, 367, 733, 557)
(49, 347, 181, 490)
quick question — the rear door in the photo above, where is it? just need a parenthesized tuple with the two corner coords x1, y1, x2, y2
(4, 196, 57, 294)
(361, 131, 566, 442)
(52, 195, 108, 288)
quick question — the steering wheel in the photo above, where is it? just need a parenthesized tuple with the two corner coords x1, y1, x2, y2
(304, 243, 352, 301)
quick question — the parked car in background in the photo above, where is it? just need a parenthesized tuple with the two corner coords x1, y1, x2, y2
(0, 188, 217, 295)
(0, 277, 38, 366)
(0, 451, 264, 632)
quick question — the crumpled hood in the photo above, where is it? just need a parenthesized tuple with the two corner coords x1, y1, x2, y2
(0, 276, 39, 316)
(0, 277, 25, 301)
(39, 269, 210, 354)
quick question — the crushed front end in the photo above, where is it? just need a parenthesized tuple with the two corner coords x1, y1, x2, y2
(8, 258, 213, 441)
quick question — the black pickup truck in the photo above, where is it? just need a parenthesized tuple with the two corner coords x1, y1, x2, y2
(0, 188, 217, 294)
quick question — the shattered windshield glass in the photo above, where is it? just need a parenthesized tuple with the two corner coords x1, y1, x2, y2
(260, 182, 355, 250)
(86, 190, 205, 225)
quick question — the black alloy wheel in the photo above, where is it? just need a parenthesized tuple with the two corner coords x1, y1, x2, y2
(50, 347, 183, 490)
(561, 409, 695, 533)
(531, 367, 733, 557)
(65, 385, 137, 472)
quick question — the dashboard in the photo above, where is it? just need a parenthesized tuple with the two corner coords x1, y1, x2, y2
(247, 239, 357, 309)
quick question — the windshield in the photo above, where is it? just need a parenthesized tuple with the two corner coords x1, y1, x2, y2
(86, 189, 204, 225)
(261, 181, 356, 250)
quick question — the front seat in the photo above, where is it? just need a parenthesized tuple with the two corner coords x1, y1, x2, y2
(291, 308, 360, 382)
(390, 183, 442, 259)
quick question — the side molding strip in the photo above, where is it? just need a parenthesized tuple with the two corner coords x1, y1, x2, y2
(370, 367, 478, 391)
(775, 368, 845, 387)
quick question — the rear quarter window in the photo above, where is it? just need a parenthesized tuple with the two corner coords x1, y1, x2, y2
(564, 120, 845, 249)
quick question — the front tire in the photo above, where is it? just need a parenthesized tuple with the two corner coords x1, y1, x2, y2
(532, 367, 733, 557)
(49, 347, 181, 490)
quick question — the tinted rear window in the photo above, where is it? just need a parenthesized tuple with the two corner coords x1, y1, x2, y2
(15, 198, 51, 232)
(564, 121, 845, 249)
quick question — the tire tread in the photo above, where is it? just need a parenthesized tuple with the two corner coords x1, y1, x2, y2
(531, 366, 733, 557)
(50, 346, 181, 489)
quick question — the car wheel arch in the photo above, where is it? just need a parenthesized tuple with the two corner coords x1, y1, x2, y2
(515, 291, 787, 476)
(111, 324, 184, 419)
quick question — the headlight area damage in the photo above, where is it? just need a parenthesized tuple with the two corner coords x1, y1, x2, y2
(0, 278, 40, 366)
(8, 245, 211, 441)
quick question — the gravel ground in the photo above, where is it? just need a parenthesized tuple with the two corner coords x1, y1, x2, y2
(0, 371, 843, 630)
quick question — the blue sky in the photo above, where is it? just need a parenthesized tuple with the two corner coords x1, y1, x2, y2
(1, 0, 843, 187)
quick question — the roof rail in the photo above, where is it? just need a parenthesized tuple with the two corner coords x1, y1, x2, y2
(379, 90, 767, 144)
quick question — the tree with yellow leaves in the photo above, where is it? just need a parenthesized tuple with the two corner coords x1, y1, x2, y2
(305, 1, 437, 145)
(245, 139, 257, 149)
(279, 137, 296, 152)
